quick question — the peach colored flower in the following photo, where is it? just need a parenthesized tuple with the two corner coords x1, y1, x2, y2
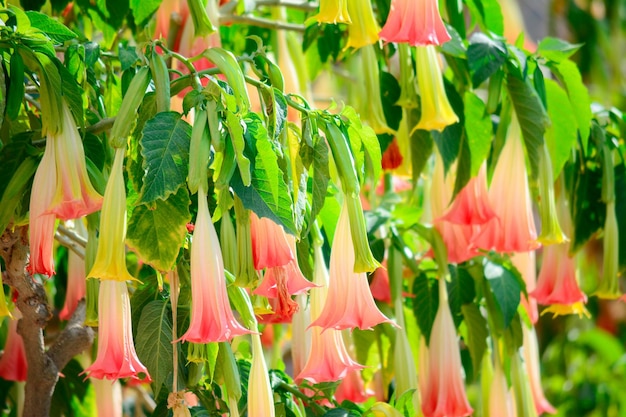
(248, 333, 275, 417)
(379, 0, 451, 46)
(489, 358, 516, 417)
(60, 221, 87, 320)
(0, 310, 28, 381)
(522, 325, 557, 415)
(511, 251, 539, 324)
(334, 368, 373, 404)
(92, 378, 123, 417)
(250, 212, 294, 270)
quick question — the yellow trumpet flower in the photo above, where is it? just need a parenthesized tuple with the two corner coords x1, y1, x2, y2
(314, 0, 351, 24)
(345, 0, 380, 50)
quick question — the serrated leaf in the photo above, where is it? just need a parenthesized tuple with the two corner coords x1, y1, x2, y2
(135, 300, 174, 395)
(127, 187, 191, 271)
(484, 260, 521, 329)
(506, 74, 548, 179)
(411, 272, 439, 344)
(310, 135, 329, 226)
(467, 33, 507, 87)
(130, 0, 161, 25)
(463, 92, 492, 177)
(245, 113, 279, 206)
(544, 78, 577, 179)
(130, 280, 160, 338)
(25, 11, 77, 43)
(224, 95, 251, 186)
(57, 61, 84, 127)
(537, 37, 582, 63)
(461, 303, 488, 373)
(342, 105, 382, 182)
(119, 44, 139, 71)
(139, 111, 191, 204)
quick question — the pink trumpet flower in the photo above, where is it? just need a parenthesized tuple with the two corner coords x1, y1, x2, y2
(28, 135, 58, 276)
(490, 357, 516, 417)
(48, 101, 103, 220)
(180, 186, 251, 343)
(250, 212, 294, 270)
(420, 278, 473, 417)
(472, 112, 539, 253)
(439, 162, 496, 226)
(522, 325, 557, 415)
(248, 333, 275, 417)
(82, 280, 149, 381)
(60, 221, 87, 321)
(309, 200, 393, 331)
(379, 0, 451, 46)
(511, 251, 539, 324)
(334, 368, 373, 404)
(92, 378, 123, 417)
(0, 310, 28, 381)
(297, 244, 363, 383)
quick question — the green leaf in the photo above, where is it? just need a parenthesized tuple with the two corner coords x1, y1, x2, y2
(57, 61, 85, 127)
(544, 78, 577, 179)
(224, 95, 251, 186)
(467, 33, 507, 87)
(461, 303, 488, 375)
(130, 279, 160, 338)
(408, 110, 433, 181)
(342, 106, 382, 182)
(139, 111, 192, 204)
(550, 59, 592, 153)
(6, 53, 25, 121)
(130, 0, 161, 25)
(484, 259, 521, 329)
(480, 0, 504, 36)
(447, 266, 477, 327)
(463, 91, 493, 177)
(537, 37, 583, 63)
(0, 156, 38, 233)
(25, 11, 77, 43)
(411, 271, 439, 344)
(127, 187, 191, 272)
(135, 300, 174, 395)
(245, 113, 279, 206)
(119, 44, 139, 72)
(570, 155, 604, 252)
(506, 73, 548, 179)
(310, 134, 329, 226)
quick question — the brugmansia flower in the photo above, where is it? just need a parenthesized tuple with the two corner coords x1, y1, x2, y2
(356, 45, 395, 135)
(309, 201, 393, 331)
(379, 0, 451, 46)
(83, 280, 149, 381)
(250, 212, 294, 270)
(473, 112, 539, 253)
(314, 0, 351, 24)
(0, 311, 28, 381)
(334, 368, 372, 403)
(522, 326, 556, 415)
(511, 251, 539, 324)
(28, 137, 58, 276)
(180, 186, 251, 343)
(415, 46, 459, 132)
(297, 244, 363, 383)
(489, 355, 515, 417)
(87, 148, 136, 283)
(290, 294, 311, 377)
(537, 144, 567, 245)
(60, 220, 88, 320)
(248, 333, 275, 417)
(92, 378, 122, 417)
(345, 0, 380, 50)
(49, 101, 103, 220)
(421, 278, 473, 417)
(595, 201, 621, 299)
(393, 299, 420, 413)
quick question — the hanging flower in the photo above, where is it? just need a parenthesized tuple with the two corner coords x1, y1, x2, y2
(472, 112, 539, 253)
(82, 280, 149, 381)
(393, 299, 420, 413)
(370, 265, 392, 305)
(415, 46, 459, 132)
(60, 220, 88, 320)
(381, 138, 404, 172)
(28, 137, 58, 277)
(248, 333, 275, 417)
(309, 201, 393, 331)
(0, 310, 28, 381)
(511, 251, 539, 324)
(290, 294, 311, 378)
(48, 101, 103, 221)
(355, 45, 395, 135)
(420, 278, 473, 417)
(345, 0, 380, 50)
(297, 244, 363, 383)
(87, 148, 136, 283)
(489, 355, 516, 417)
(522, 325, 557, 415)
(250, 212, 294, 270)
(313, 0, 351, 24)
(595, 201, 621, 299)
(334, 368, 373, 404)
(92, 378, 123, 417)
(179, 186, 251, 343)
(379, 0, 451, 46)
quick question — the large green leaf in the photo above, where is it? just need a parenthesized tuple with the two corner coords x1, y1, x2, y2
(537, 37, 583, 63)
(135, 300, 174, 395)
(461, 303, 488, 375)
(463, 91, 493, 177)
(447, 266, 477, 328)
(570, 155, 604, 252)
(245, 113, 279, 206)
(0, 156, 38, 233)
(310, 134, 329, 227)
(130, 0, 161, 25)
(484, 259, 521, 329)
(467, 33, 507, 87)
(544, 78, 578, 179)
(139, 111, 191, 205)
(411, 271, 439, 344)
(25, 11, 77, 43)
(127, 187, 191, 272)
(506, 73, 548, 179)
(342, 105, 382, 183)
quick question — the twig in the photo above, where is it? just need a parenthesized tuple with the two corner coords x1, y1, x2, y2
(54, 231, 86, 260)
(56, 224, 88, 248)
(85, 117, 115, 135)
(220, 14, 305, 32)
(24, 94, 41, 111)
(254, 0, 318, 11)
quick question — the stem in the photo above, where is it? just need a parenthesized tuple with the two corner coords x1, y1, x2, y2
(170, 270, 180, 393)
(254, 0, 318, 11)
(219, 14, 305, 32)
(275, 381, 326, 415)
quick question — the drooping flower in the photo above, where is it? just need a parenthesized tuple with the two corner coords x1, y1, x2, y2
(537, 144, 567, 245)
(420, 277, 473, 417)
(153, 0, 183, 42)
(345, 0, 380, 50)
(415, 46, 459, 132)
(180, 186, 251, 343)
(28, 136, 58, 276)
(0, 310, 28, 381)
(381, 138, 404, 172)
(313, 0, 351, 24)
(370, 266, 392, 305)
(297, 244, 363, 383)
(48, 101, 103, 220)
(92, 378, 123, 417)
(379, 0, 451, 46)
(87, 148, 136, 283)
(82, 280, 149, 381)
(522, 325, 557, 415)
(290, 294, 311, 378)
(439, 162, 496, 226)
(309, 200, 393, 331)
(250, 212, 294, 270)
(489, 356, 516, 417)
(248, 333, 275, 417)
(472, 112, 539, 253)
(334, 368, 373, 404)
(175, 0, 221, 75)
(511, 251, 539, 324)
(60, 220, 87, 320)
(393, 298, 420, 413)
(595, 200, 621, 299)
